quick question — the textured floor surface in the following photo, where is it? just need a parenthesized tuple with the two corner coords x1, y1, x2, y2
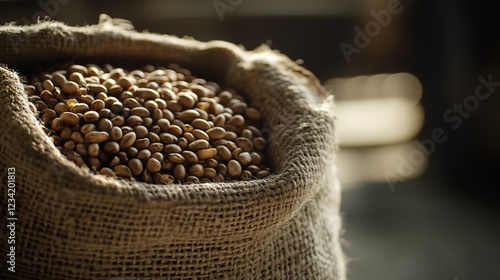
(341, 178, 500, 280)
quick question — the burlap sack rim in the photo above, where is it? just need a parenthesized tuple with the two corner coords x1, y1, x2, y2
(0, 16, 334, 204)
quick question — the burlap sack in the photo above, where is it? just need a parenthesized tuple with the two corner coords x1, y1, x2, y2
(0, 15, 345, 279)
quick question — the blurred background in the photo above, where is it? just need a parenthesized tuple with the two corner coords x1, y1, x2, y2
(1, 0, 500, 279)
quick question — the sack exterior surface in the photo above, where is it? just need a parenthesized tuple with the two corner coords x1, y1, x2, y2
(0, 15, 345, 279)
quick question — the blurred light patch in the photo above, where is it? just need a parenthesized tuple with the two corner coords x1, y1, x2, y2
(337, 142, 428, 186)
(326, 73, 426, 187)
(334, 98, 423, 146)
(328, 73, 424, 147)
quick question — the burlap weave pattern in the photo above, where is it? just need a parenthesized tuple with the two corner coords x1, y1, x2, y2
(0, 15, 345, 279)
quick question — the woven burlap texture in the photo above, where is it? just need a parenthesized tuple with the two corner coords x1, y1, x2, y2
(0, 15, 345, 279)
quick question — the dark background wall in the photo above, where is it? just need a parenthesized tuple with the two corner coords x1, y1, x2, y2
(1, 0, 499, 279)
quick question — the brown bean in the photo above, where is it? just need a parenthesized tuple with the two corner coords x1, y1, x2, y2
(83, 111, 100, 123)
(251, 152, 262, 165)
(102, 141, 120, 155)
(119, 132, 136, 149)
(168, 153, 185, 164)
(206, 158, 218, 168)
(228, 160, 242, 177)
(167, 125, 183, 136)
(130, 107, 150, 118)
(60, 112, 80, 126)
(146, 158, 161, 173)
(148, 142, 164, 153)
(134, 138, 150, 150)
(134, 125, 149, 138)
(182, 150, 198, 164)
(237, 152, 252, 166)
(183, 132, 196, 143)
(154, 173, 175, 184)
(152, 108, 163, 121)
(137, 149, 152, 161)
(113, 165, 132, 178)
(240, 170, 253, 180)
(151, 152, 164, 162)
(177, 92, 197, 108)
(253, 137, 266, 151)
(256, 170, 271, 179)
(69, 72, 86, 86)
(224, 131, 238, 141)
(69, 64, 88, 76)
(54, 102, 70, 115)
(172, 164, 186, 180)
(109, 126, 123, 141)
(159, 132, 179, 145)
(206, 127, 226, 140)
(99, 118, 114, 131)
(188, 139, 209, 151)
(128, 158, 143, 176)
(62, 81, 79, 94)
(126, 115, 143, 126)
(177, 109, 200, 122)
(85, 131, 109, 143)
(80, 124, 96, 135)
(87, 157, 102, 170)
(117, 76, 135, 89)
(164, 143, 182, 154)
(135, 88, 160, 100)
(60, 126, 72, 142)
(157, 118, 170, 131)
(196, 148, 217, 160)
(87, 83, 108, 94)
(70, 103, 90, 114)
(178, 137, 188, 149)
(42, 79, 54, 91)
(88, 143, 100, 157)
(235, 137, 253, 152)
(99, 167, 116, 177)
(203, 167, 217, 178)
(75, 143, 88, 156)
(40, 90, 54, 102)
(62, 140, 75, 151)
(123, 97, 142, 109)
(142, 170, 154, 183)
(191, 129, 209, 141)
(142, 100, 157, 111)
(52, 72, 67, 87)
(241, 129, 253, 139)
(148, 132, 161, 143)
(245, 108, 262, 121)
(110, 101, 124, 113)
(191, 118, 211, 130)
(98, 108, 112, 119)
(216, 145, 232, 162)
(80, 94, 94, 105)
(231, 147, 242, 159)
(217, 163, 227, 176)
(126, 147, 139, 159)
(185, 176, 200, 184)
(69, 130, 83, 142)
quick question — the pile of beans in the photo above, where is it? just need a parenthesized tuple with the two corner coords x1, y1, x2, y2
(24, 63, 270, 184)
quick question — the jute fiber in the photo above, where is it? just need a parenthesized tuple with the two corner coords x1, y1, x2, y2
(0, 15, 345, 279)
